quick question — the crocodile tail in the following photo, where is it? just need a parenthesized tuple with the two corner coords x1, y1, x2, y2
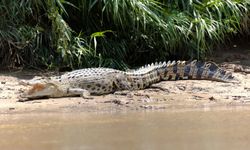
(126, 60, 236, 85)
(183, 60, 235, 82)
(157, 60, 236, 82)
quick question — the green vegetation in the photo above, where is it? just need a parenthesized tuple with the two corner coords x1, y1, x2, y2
(0, 0, 249, 69)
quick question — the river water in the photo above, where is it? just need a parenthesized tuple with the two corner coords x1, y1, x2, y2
(1, 109, 250, 150)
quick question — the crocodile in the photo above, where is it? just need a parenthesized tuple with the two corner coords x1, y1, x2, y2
(19, 60, 237, 100)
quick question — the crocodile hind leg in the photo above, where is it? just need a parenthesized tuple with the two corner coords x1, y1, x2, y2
(67, 88, 93, 99)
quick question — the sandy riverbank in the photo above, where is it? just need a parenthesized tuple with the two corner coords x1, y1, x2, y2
(0, 56, 250, 114)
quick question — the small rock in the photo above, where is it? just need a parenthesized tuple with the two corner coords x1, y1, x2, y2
(232, 96, 243, 100)
(9, 107, 15, 110)
(140, 105, 153, 109)
(209, 96, 216, 101)
(193, 95, 203, 100)
(244, 87, 250, 91)
(112, 99, 122, 105)
(177, 85, 186, 91)
(1, 81, 6, 84)
(6, 88, 14, 90)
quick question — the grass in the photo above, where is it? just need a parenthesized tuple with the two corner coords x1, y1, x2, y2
(0, 0, 249, 69)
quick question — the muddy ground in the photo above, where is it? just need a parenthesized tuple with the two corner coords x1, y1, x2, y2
(0, 40, 250, 114)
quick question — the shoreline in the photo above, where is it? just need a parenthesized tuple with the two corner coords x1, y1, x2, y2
(0, 69, 249, 114)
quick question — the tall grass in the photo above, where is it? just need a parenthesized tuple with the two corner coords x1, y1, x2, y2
(65, 0, 250, 66)
(0, 0, 249, 69)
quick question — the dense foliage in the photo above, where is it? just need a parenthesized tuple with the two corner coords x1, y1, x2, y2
(0, 0, 249, 69)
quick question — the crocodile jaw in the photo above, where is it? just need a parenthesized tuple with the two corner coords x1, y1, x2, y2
(21, 83, 65, 99)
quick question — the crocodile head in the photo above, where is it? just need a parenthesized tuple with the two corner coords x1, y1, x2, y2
(21, 82, 64, 99)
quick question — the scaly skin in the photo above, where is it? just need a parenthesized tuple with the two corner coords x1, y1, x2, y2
(19, 60, 237, 100)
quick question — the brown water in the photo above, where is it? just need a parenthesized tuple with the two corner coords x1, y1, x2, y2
(1, 109, 250, 150)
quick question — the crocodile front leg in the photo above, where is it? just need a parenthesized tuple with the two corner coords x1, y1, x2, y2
(67, 88, 93, 99)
